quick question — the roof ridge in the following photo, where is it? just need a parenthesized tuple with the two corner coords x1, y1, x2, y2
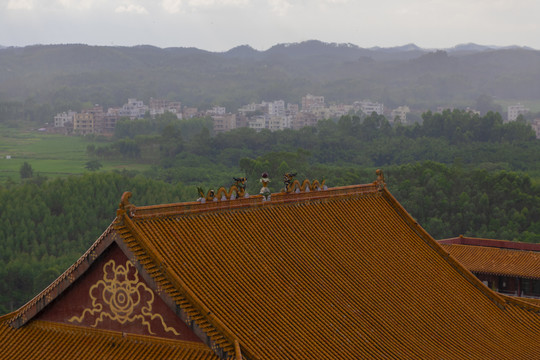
(379, 187, 509, 309)
(8, 225, 117, 328)
(443, 243, 540, 253)
(116, 211, 240, 358)
(129, 183, 378, 219)
(438, 236, 540, 252)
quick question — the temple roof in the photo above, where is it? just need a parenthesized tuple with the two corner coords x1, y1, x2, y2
(0, 313, 218, 360)
(2, 180, 540, 359)
(439, 236, 540, 252)
(439, 237, 540, 279)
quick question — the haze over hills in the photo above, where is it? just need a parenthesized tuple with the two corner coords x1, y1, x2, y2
(0, 40, 539, 113)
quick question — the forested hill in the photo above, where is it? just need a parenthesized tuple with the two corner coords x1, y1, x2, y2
(1, 41, 540, 111)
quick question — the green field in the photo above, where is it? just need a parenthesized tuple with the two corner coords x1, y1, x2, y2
(0, 126, 151, 181)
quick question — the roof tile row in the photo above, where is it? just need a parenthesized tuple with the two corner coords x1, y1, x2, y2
(441, 243, 540, 279)
(0, 314, 218, 360)
(115, 186, 540, 359)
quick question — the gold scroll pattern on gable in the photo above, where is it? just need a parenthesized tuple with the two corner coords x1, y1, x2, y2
(69, 259, 180, 336)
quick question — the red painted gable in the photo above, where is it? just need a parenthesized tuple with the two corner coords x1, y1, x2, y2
(36, 243, 202, 342)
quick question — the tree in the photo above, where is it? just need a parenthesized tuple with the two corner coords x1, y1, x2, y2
(84, 160, 103, 171)
(19, 162, 33, 179)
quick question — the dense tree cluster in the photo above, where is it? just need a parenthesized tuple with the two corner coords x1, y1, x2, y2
(124, 109, 537, 184)
(0, 172, 191, 314)
(388, 162, 540, 242)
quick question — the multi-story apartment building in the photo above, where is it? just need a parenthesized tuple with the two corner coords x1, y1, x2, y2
(183, 107, 199, 119)
(167, 102, 182, 117)
(212, 114, 237, 134)
(54, 110, 77, 128)
(102, 108, 122, 134)
(391, 106, 410, 124)
(149, 98, 168, 111)
(234, 113, 249, 129)
(287, 103, 299, 116)
(238, 102, 266, 116)
(301, 94, 325, 112)
(209, 106, 226, 116)
(148, 99, 183, 119)
(84, 105, 104, 133)
(355, 100, 384, 116)
(324, 104, 354, 119)
(266, 100, 286, 117)
(248, 117, 266, 131)
(73, 112, 94, 135)
(507, 103, 529, 122)
(120, 98, 148, 119)
(292, 112, 318, 130)
(531, 119, 540, 139)
(268, 115, 292, 131)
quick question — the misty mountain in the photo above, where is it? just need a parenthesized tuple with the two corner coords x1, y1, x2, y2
(0, 40, 539, 111)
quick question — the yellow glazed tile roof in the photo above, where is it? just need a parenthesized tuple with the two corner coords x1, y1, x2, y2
(112, 183, 540, 359)
(0, 313, 219, 360)
(3, 182, 540, 359)
(440, 243, 540, 279)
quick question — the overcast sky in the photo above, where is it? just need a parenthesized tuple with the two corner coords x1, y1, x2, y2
(2, 0, 539, 51)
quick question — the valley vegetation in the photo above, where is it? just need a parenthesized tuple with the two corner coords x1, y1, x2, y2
(0, 108, 539, 314)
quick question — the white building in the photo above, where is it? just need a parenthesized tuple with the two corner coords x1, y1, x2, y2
(238, 102, 266, 115)
(209, 106, 226, 116)
(391, 106, 410, 124)
(355, 100, 384, 116)
(120, 98, 148, 119)
(268, 115, 292, 131)
(54, 110, 76, 127)
(266, 100, 286, 117)
(326, 104, 354, 119)
(248, 117, 266, 132)
(507, 103, 529, 123)
(287, 103, 299, 116)
(301, 94, 325, 112)
(148, 99, 182, 119)
(531, 119, 540, 139)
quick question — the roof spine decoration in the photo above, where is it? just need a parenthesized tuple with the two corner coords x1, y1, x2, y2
(198, 177, 248, 203)
(282, 173, 326, 193)
(375, 169, 386, 190)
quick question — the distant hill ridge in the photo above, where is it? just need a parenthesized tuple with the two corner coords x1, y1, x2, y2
(222, 40, 533, 58)
(0, 40, 539, 110)
(1, 40, 532, 56)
